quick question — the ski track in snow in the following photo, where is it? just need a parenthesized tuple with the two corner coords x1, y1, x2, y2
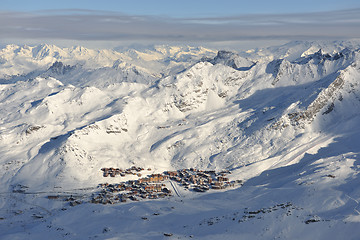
(170, 180, 182, 198)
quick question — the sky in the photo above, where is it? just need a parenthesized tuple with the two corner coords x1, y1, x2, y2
(1, 0, 360, 50)
(2, 0, 360, 17)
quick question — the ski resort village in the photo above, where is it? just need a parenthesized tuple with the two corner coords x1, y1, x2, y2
(95, 167, 242, 204)
(47, 166, 243, 206)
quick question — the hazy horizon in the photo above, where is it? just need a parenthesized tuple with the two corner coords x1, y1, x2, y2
(1, 1, 360, 50)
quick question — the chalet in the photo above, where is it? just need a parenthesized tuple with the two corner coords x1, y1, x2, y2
(138, 178, 150, 184)
(174, 176, 182, 182)
(212, 181, 224, 189)
(149, 174, 164, 182)
(115, 183, 125, 189)
(149, 176, 157, 182)
(189, 175, 198, 184)
(120, 196, 127, 202)
(182, 182, 190, 187)
(155, 184, 162, 192)
(91, 198, 101, 204)
(211, 185, 223, 190)
(199, 178, 204, 185)
(149, 194, 158, 199)
(198, 172, 209, 178)
(167, 171, 178, 177)
(145, 185, 155, 191)
(128, 180, 137, 185)
(217, 176, 229, 182)
(226, 181, 235, 187)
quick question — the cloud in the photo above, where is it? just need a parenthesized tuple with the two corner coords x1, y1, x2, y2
(1, 8, 360, 44)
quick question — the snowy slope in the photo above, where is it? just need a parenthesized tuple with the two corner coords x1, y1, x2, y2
(1, 41, 360, 239)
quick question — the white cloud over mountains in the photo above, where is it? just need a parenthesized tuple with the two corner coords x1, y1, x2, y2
(1, 8, 360, 44)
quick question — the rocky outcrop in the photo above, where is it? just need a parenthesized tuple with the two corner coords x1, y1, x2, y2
(48, 61, 75, 75)
(211, 50, 254, 70)
(271, 72, 346, 130)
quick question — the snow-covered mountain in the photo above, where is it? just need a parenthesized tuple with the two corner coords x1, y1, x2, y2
(1, 41, 360, 239)
(0, 44, 216, 81)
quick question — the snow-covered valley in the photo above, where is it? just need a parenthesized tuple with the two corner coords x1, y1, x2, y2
(1, 41, 360, 239)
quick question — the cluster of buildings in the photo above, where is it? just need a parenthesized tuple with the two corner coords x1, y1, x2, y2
(165, 168, 242, 192)
(101, 166, 150, 177)
(92, 174, 172, 204)
(91, 167, 242, 205)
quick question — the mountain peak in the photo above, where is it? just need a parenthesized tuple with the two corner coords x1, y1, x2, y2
(211, 50, 254, 70)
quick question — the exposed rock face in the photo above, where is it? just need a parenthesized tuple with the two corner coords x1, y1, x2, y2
(211, 50, 254, 70)
(49, 61, 75, 75)
(271, 69, 350, 130)
(25, 125, 44, 135)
